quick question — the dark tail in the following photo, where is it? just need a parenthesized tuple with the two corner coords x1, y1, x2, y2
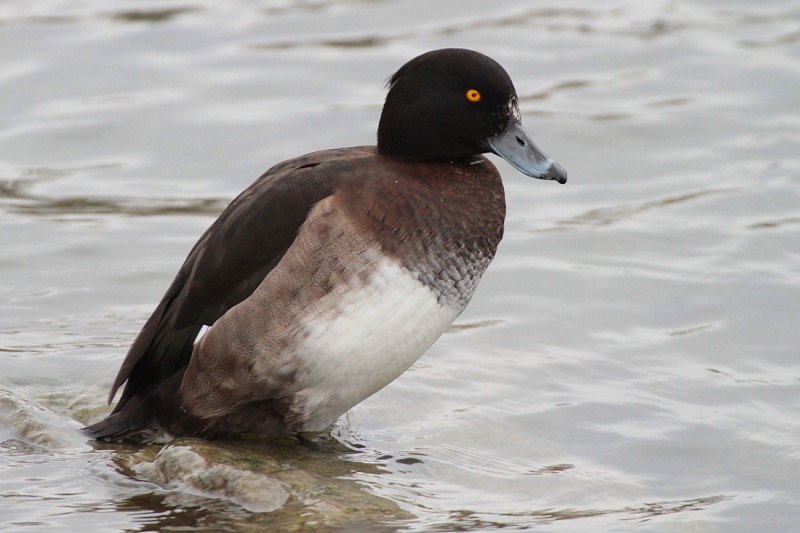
(83, 371, 291, 442)
(83, 373, 188, 443)
(83, 412, 146, 442)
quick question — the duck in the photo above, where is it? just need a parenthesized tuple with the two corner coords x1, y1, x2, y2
(84, 48, 567, 443)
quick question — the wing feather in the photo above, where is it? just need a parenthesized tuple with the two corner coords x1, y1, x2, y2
(106, 148, 354, 411)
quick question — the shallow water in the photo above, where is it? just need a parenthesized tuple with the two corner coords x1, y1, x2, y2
(2, 0, 799, 531)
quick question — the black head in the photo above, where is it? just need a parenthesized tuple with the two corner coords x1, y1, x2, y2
(378, 48, 515, 161)
(377, 48, 566, 183)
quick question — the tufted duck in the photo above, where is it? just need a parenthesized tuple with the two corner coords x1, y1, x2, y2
(84, 48, 567, 442)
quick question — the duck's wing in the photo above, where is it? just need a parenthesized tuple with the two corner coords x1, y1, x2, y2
(107, 148, 364, 413)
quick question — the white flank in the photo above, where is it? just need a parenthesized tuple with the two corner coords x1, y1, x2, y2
(193, 324, 210, 346)
(292, 258, 462, 431)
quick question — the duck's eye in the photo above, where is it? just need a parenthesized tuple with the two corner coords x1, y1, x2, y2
(465, 89, 482, 103)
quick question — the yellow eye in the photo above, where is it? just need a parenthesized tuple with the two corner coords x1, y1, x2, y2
(466, 89, 481, 102)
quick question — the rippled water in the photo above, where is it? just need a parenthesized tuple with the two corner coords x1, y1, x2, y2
(2, 0, 799, 531)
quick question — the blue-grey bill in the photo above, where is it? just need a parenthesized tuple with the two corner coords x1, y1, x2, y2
(486, 120, 567, 184)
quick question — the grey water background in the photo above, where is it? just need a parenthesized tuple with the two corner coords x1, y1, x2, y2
(1, 0, 799, 531)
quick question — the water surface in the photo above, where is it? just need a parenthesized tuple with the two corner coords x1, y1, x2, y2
(1, 0, 799, 531)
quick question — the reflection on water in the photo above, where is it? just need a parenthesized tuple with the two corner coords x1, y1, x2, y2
(5, 193, 230, 218)
(1, 165, 229, 218)
(748, 216, 800, 230)
(412, 494, 731, 530)
(2, 0, 799, 531)
(109, 8, 199, 24)
(554, 186, 741, 229)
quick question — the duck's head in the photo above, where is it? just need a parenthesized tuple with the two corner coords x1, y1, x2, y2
(377, 48, 566, 184)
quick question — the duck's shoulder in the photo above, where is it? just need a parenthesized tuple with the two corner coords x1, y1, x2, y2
(268, 145, 502, 186)
(329, 152, 506, 234)
(330, 150, 503, 191)
(255, 145, 376, 180)
(257, 146, 505, 224)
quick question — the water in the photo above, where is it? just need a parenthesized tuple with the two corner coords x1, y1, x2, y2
(2, 0, 799, 531)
